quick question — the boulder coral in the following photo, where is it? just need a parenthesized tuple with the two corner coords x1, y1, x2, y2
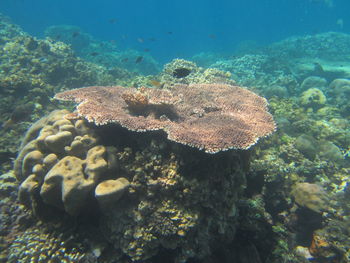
(300, 88, 326, 110)
(39, 146, 108, 215)
(14, 110, 118, 216)
(95, 177, 130, 209)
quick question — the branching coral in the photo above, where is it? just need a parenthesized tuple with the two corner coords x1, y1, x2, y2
(55, 84, 276, 153)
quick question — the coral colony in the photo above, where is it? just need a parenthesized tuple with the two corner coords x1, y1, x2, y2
(55, 83, 276, 153)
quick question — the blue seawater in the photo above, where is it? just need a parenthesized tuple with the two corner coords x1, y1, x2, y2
(0, 0, 349, 62)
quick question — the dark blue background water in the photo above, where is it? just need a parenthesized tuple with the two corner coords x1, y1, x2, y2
(0, 0, 348, 62)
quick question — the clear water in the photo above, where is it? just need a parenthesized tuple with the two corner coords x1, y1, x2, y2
(0, 0, 348, 62)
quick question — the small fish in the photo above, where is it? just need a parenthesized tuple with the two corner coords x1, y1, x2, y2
(144, 48, 151, 52)
(121, 58, 129, 62)
(72, 31, 80, 38)
(137, 38, 144, 43)
(90, 52, 99, 56)
(148, 37, 156, 41)
(135, 56, 143, 63)
(208, 34, 216, 39)
(108, 18, 118, 24)
(167, 31, 173, 35)
(173, 68, 191, 78)
(149, 80, 162, 88)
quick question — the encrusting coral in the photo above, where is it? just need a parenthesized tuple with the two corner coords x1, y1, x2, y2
(55, 83, 276, 153)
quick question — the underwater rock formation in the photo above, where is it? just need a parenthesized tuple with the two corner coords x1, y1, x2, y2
(55, 83, 276, 153)
(14, 109, 250, 262)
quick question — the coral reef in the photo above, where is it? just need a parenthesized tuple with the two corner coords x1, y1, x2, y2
(210, 54, 299, 97)
(45, 25, 161, 75)
(159, 59, 235, 87)
(300, 88, 327, 110)
(0, 13, 25, 41)
(268, 32, 350, 61)
(0, 21, 121, 172)
(7, 225, 89, 262)
(13, 109, 249, 262)
(3, 13, 350, 263)
(55, 84, 276, 153)
(98, 138, 247, 262)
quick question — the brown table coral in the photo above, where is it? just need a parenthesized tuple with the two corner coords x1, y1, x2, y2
(55, 83, 276, 153)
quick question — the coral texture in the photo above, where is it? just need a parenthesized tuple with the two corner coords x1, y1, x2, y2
(55, 84, 276, 153)
(7, 225, 91, 262)
(14, 110, 118, 216)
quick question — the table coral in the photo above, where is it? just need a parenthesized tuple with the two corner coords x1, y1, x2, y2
(55, 83, 276, 153)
